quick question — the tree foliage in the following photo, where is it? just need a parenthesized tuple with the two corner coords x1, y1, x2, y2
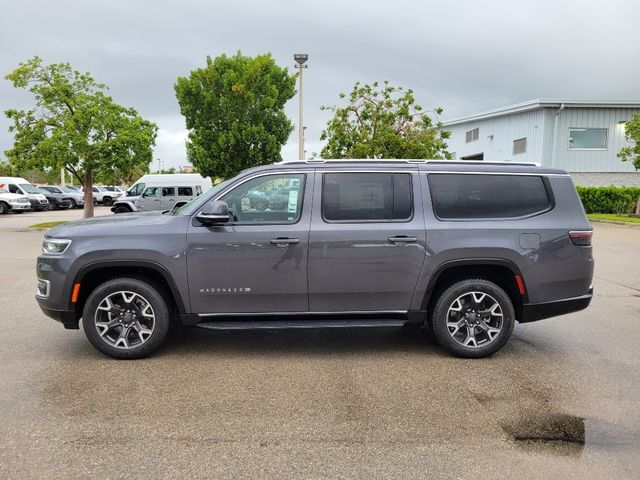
(618, 113, 640, 214)
(618, 113, 640, 170)
(175, 52, 296, 179)
(320, 81, 451, 159)
(4, 57, 158, 216)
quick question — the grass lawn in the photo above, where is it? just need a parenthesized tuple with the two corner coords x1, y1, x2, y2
(28, 221, 68, 229)
(588, 214, 640, 224)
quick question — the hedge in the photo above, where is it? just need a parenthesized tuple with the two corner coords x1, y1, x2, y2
(575, 186, 640, 214)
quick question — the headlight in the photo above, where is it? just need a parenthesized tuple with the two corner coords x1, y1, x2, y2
(42, 238, 72, 255)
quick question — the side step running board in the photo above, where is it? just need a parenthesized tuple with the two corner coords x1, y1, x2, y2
(196, 319, 409, 331)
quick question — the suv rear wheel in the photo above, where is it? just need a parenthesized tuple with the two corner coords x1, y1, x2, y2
(431, 279, 514, 358)
(82, 278, 170, 359)
(102, 196, 114, 206)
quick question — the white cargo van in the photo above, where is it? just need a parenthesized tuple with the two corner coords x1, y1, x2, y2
(112, 173, 212, 213)
(0, 177, 50, 210)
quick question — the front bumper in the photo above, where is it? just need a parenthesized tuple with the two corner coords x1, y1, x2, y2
(520, 287, 593, 323)
(29, 199, 51, 210)
(8, 202, 30, 211)
(37, 304, 79, 329)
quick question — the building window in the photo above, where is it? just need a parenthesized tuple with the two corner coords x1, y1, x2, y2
(568, 128, 608, 150)
(465, 128, 479, 143)
(513, 138, 527, 155)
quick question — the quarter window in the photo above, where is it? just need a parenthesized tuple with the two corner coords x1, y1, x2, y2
(219, 173, 305, 225)
(429, 174, 550, 219)
(568, 128, 608, 149)
(178, 187, 193, 196)
(322, 173, 413, 222)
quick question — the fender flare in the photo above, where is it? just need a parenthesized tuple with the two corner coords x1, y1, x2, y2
(419, 258, 527, 311)
(71, 260, 187, 313)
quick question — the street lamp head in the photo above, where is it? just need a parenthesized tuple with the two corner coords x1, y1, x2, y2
(294, 54, 308, 66)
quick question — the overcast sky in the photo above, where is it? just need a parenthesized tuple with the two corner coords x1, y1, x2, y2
(1, 0, 639, 170)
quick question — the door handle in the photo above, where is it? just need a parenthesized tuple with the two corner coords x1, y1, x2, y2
(388, 236, 418, 244)
(270, 237, 300, 246)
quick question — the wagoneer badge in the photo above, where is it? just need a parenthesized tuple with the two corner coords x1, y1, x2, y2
(200, 287, 251, 294)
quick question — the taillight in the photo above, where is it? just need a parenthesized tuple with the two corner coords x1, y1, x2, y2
(569, 230, 592, 246)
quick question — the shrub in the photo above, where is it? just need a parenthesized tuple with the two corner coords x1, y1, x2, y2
(575, 186, 640, 214)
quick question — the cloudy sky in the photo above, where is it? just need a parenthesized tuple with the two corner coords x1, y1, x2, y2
(1, 0, 639, 170)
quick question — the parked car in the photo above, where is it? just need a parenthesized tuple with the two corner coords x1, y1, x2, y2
(0, 177, 50, 211)
(126, 174, 212, 197)
(36, 160, 594, 359)
(80, 186, 123, 206)
(0, 187, 31, 214)
(103, 185, 127, 195)
(112, 175, 209, 213)
(36, 187, 72, 210)
(39, 186, 85, 209)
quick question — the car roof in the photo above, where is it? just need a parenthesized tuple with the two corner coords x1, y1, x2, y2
(251, 159, 567, 176)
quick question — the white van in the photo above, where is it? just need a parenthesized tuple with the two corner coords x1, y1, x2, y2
(112, 173, 212, 213)
(0, 177, 50, 210)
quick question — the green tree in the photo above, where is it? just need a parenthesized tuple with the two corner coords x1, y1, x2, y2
(4, 57, 158, 217)
(618, 113, 640, 214)
(175, 52, 296, 179)
(320, 81, 451, 159)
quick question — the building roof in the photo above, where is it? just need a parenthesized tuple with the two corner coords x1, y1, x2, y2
(443, 99, 640, 126)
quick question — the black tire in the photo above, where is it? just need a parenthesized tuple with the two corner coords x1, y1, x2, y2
(0, 202, 7, 214)
(431, 278, 515, 358)
(113, 205, 131, 214)
(69, 199, 77, 209)
(82, 277, 170, 359)
(103, 196, 114, 206)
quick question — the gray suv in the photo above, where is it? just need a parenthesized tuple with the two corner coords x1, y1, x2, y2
(35, 160, 594, 359)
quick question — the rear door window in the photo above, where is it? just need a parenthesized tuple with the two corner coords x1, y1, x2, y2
(322, 173, 413, 222)
(178, 187, 193, 196)
(428, 174, 551, 219)
(162, 187, 176, 196)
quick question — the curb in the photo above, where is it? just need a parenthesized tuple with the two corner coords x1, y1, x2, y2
(589, 219, 640, 228)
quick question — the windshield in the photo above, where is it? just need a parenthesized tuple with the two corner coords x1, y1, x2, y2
(172, 179, 232, 215)
(18, 184, 42, 194)
(60, 186, 76, 193)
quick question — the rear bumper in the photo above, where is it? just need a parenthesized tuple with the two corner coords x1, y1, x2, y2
(520, 287, 593, 323)
(37, 304, 79, 330)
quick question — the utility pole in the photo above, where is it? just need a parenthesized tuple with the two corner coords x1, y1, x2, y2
(294, 54, 308, 160)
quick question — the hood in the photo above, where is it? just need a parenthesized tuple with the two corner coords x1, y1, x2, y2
(47, 211, 179, 238)
(0, 192, 29, 201)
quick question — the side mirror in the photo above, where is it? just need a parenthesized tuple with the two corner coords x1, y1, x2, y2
(196, 200, 229, 225)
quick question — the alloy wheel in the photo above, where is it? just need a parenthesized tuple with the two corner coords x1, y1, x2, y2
(94, 291, 155, 349)
(446, 291, 503, 348)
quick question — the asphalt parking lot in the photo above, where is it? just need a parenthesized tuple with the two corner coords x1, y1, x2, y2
(0, 210, 639, 479)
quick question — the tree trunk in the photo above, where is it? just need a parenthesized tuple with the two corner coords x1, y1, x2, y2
(636, 193, 640, 216)
(83, 169, 94, 218)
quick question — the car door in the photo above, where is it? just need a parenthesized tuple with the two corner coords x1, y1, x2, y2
(308, 169, 427, 312)
(137, 187, 160, 211)
(186, 171, 313, 314)
(161, 187, 177, 210)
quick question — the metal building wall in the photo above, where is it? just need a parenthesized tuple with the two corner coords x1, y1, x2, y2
(552, 107, 637, 172)
(445, 109, 546, 163)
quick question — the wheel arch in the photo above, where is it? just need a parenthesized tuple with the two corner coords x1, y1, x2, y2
(421, 259, 526, 323)
(70, 261, 187, 323)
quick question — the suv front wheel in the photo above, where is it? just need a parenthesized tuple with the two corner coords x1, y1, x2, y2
(431, 279, 515, 358)
(82, 278, 170, 359)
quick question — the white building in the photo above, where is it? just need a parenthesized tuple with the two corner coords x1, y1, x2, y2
(443, 100, 640, 186)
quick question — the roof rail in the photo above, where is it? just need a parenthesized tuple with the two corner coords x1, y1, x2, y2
(279, 159, 541, 167)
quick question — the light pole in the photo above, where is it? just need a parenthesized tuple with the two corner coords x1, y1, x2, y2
(294, 54, 308, 160)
